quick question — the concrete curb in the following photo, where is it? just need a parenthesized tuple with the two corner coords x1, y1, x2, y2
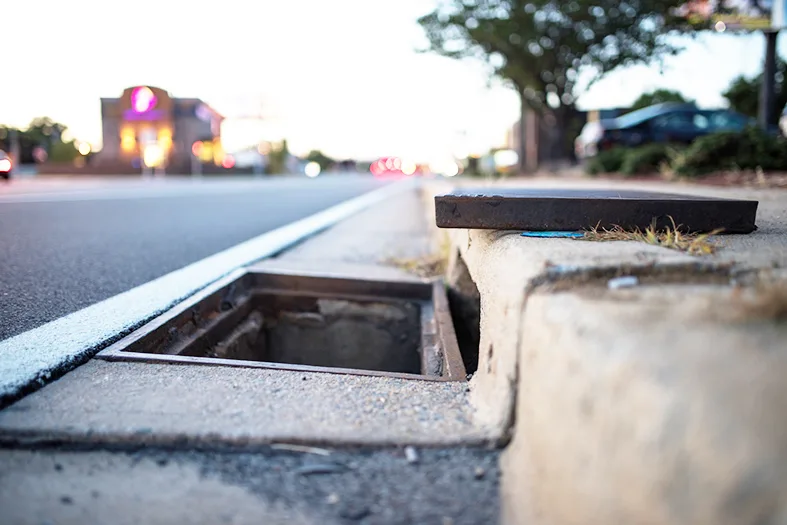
(424, 180, 787, 524)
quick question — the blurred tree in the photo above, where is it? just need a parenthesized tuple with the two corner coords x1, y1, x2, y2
(631, 89, 692, 110)
(418, 0, 697, 172)
(266, 139, 290, 174)
(49, 140, 80, 163)
(1, 119, 78, 163)
(306, 150, 335, 171)
(0, 126, 9, 151)
(723, 58, 787, 124)
(26, 117, 68, 149)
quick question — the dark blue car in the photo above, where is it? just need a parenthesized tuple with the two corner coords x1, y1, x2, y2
(575, 103, 752, 159)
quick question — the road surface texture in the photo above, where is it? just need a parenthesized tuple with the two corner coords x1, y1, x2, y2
(0, 175, 387, 341)
(0, 447, 500, 525)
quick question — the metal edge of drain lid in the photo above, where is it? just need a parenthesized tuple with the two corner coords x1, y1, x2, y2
(97, 270, 467, 382)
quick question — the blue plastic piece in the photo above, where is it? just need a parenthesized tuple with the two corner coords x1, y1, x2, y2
(520, 231, 584, 238)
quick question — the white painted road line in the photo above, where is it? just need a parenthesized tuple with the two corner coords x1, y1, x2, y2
(0, 178, 417, 404)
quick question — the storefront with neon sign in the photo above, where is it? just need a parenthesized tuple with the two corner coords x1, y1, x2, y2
(98, 86, 224, 172)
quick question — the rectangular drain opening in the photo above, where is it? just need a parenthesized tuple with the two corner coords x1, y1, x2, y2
(97, 270, 466, 381)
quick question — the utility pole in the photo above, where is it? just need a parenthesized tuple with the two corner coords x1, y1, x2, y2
(759, 30, 779, 130)
(191, 151, 202, 177)
(9, 129, 21, 166)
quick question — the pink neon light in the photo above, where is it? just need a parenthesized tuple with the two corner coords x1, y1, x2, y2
(131, 87, 157, 113)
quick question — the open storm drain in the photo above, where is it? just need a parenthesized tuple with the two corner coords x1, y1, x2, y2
(98, 270, 466, 381)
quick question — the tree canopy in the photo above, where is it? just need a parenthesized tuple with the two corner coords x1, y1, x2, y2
(631, 88, 692, 111)
(306, 150, 336, 171)
(418, 0, 696, 112)
(418, 0, 698, 169)
(0, 117, 77, 163)
(723, 58, 787, 124)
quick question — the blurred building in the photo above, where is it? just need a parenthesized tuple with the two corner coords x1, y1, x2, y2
(97, 86, 224, 172)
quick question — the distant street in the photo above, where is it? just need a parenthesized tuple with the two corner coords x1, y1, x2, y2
(0, 175, 387, 341)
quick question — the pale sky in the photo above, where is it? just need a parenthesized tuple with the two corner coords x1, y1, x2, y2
(0, 0, 775, 162)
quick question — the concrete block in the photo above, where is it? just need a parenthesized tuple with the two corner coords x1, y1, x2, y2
(503, 285, 787, 525)
(450, 227, 696, 439)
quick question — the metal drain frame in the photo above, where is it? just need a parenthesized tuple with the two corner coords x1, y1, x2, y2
(96, 269, 467, 382)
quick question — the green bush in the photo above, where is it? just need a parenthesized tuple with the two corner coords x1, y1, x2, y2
(49, 140, 80, 163)
(673, 126, 787, 177)
(585, 147, 628, 175)
(620, 143, 675, 175)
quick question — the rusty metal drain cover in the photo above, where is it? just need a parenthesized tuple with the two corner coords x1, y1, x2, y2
(435, 188, 758, 233)
(97, 270, 466, 381)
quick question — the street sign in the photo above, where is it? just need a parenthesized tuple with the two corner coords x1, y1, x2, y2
(678, 0, 785, 31)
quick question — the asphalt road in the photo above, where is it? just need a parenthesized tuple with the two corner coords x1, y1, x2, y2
(0, 175, 387, 342)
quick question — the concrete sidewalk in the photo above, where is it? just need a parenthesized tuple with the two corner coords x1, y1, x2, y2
(426, 177, 787, 525)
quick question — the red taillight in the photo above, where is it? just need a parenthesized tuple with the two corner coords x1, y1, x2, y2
(0, 159, 11, 172)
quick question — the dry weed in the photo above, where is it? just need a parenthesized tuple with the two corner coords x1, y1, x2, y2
(385, 232, 452, 277)
(580, 218, 724, 256)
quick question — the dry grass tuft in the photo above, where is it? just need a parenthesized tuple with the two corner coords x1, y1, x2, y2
(385, 232, 452, 277)
(579, 218, 724, 256)
(386, 254, 447, 277)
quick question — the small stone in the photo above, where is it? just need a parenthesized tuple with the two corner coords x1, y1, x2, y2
(607, 276, 639, 290)
(339, 504, 371, 521)
(295, 463, 345, 476)
(156, 458, 169, 467)
(404, 446, 419, 464)
(60, 496, 73, 505)
(474, 466, 486, 479)
(326, 493, 340, 505)
(54, 463, 63, 472)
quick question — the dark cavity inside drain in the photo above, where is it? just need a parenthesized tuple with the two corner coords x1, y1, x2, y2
(98, 271, 466, 381)
(196, 295, 421, 374)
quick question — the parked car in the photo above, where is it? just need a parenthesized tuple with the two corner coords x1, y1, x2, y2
(575, 103, 752, 159)
(0, 150, 12, 179)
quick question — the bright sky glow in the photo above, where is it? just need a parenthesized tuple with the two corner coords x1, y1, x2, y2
(0, 0, 776, 161)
